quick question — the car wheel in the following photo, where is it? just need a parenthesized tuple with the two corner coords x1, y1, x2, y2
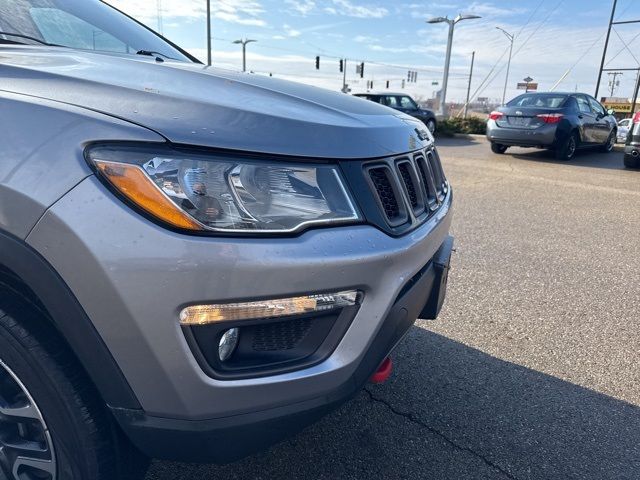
(600, 131, 616, 153)
(491, 142, 508, 154)
(0, 289, 148, 480)
(426, 119, 436, 134)
(624, 153, 639, 169)
(555, 132, 578, 160)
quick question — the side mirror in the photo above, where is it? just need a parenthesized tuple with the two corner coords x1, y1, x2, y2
(607, 109, 615, 116)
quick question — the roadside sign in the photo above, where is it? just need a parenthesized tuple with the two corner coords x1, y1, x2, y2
(523, 76, 533, 83)
(603, 102, 633, 113)
(517, 82, 538, 91)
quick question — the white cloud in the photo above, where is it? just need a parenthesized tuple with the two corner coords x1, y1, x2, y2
(283, 24, 302, 37)
(466, 2, 527, 17)
(284, 0, 317, 16)
(326, 0, 388, 19)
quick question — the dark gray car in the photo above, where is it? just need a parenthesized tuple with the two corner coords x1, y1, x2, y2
(0, 1, 453, 478)
(354, 92, 438, 134)
(486, 92, 617, 160)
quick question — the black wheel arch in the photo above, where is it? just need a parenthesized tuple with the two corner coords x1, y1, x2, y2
(0, 229, 141, 410)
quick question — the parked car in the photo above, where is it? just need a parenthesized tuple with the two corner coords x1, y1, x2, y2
(486, 92, 617, 160)
(617, 117, 632, 143)
(354, 92, 438, 133)
(0, 1, 454, 479)
(623, 112, 640, 168)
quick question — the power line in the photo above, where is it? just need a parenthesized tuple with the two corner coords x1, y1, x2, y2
(472, 0, 564, 101)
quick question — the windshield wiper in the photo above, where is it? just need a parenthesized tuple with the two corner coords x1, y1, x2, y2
(136, 50, 178, 61)
(0, 32, 55, 46)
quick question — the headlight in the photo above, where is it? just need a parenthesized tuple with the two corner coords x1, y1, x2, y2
(86, 145, 361, 234)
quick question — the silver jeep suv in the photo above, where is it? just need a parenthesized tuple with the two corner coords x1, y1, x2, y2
(0, 1, 453, 478)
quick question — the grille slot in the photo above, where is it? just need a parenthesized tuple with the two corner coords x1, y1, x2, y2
(426, 150, 446, 200)
(415, 154, 439, 210)
(368, 166, 405, 224)
(397, 160, 425, 216)
(252, 318, 313, 352)
(398, 163, 418, 208)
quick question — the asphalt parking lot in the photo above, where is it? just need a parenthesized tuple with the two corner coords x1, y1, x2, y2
(146, 138, 640, 480)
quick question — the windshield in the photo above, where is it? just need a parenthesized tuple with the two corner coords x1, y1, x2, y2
(507, 94, 568, 108)
(0, 0, 192, 61)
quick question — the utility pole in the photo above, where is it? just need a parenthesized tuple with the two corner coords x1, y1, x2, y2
(631, 69, 640, 118)
(608, 71, 623, 97)
(496, 27, 514, 105)
(206, 0, 212, 66)
(595, 0, 617, 99)
(342, 58, 348, 93)
(233, 39, 256, 72)
(427, 14, 481, 118)
(464, 51, 475, 118)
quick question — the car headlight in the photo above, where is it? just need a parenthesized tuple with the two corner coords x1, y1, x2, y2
(86, 145, 361, 234)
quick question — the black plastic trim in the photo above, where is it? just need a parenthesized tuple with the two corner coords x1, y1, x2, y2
(183, 305, 359, 380)
(0, 229, 140, 410)
(113, 236, 454, 463)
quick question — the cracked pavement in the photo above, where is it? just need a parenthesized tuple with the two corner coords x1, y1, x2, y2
(147, 138, 640, 480)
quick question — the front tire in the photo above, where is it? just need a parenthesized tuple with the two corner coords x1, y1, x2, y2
(491, 142, 508, 154)
(0, 289, 148, 480)
(600, 130, 616, 153)
(555, 132, 578, 160)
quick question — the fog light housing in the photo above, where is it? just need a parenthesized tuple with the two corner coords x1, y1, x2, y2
(219, 328, 239, 362)
(179, 290, 361, 326)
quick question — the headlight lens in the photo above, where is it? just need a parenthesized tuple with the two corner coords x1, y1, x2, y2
(87, 145, 361, 234)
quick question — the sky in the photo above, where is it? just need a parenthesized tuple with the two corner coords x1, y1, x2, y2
(104, 0, 640, 103)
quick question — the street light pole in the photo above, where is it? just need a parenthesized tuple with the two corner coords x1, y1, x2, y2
(496, 27, 514, 106)
(427, 14, 481, 118)
(206, 0, 212, 66)
(233, 39, 257, 72)
(464, 51, 475, 119)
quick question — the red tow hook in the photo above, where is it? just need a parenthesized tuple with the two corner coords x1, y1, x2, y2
(370, 357, 393, 384)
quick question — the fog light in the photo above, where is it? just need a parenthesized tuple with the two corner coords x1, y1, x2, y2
(219, 328, 239, 362)
(179, 290, 361, 326)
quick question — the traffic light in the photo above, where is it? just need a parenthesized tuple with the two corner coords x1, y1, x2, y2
(386, 80, 390, 89)
(360, 62, 364, 78)
(339, 59, 343, 72)
(315, 56, 320, 70)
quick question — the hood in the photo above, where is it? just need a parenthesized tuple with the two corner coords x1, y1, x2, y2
(0, 46, 432, 159)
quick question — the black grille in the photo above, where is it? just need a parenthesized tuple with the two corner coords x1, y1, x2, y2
(364, 147, 447, 232)
(369, 167, 401, 221)
(252, 318, 313, 352)
(398, 163, 418, 209)
(427, 150, 446, 199)
(415, 155, 438, 209)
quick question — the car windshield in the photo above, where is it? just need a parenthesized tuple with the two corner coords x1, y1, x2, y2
(507, 94, 568, 108)
(0, 0, 192, 61)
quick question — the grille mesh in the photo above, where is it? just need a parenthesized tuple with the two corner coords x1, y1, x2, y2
(252, 318, 313, 352)
(398, 163, 418, 209)
(369, 167, 401, 220)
